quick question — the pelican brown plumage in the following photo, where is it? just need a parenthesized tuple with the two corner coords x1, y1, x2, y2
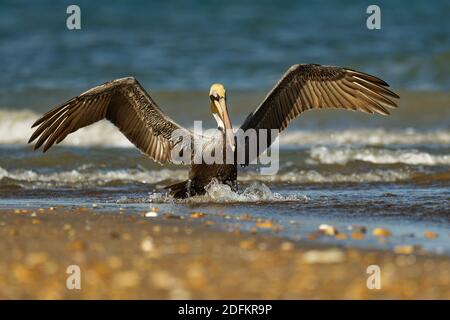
(29, 64, 399, 198)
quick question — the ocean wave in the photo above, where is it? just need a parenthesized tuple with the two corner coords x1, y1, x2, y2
(309, 146, 450, 166)
(280, 129, 450, 146)
(0, 166, 187, 186)
(0, 165, 413, 188)
(0, 110, 131, 147)
(1, 110, 450, 148)
(241, 169, 412, 184)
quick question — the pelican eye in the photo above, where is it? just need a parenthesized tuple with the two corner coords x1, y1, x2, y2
(209, 93, 220, 101)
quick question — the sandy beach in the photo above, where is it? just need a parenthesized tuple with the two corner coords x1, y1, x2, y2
(0, 207, 448, 299)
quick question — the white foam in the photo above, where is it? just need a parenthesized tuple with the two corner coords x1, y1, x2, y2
(0, 165, 414, 187)
(309, 146, 450, 166)
(0, 109, 131, 147)
(148, 181, 309, 203)
(0, 165, 413, 188)
(280, 128, 450, 146)
(0, 166, 186, 186)
(241, 169, 412, 183)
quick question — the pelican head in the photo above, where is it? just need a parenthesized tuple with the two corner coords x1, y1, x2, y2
(209, 83, 234, 151)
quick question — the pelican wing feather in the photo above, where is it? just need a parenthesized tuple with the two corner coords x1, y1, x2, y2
(239, 64, 399, 164)
(29, 77, 193, 164)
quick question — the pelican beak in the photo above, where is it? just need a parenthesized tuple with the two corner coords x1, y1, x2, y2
(214, 98, 235, 152)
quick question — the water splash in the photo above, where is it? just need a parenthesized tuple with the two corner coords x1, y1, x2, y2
(147, 181, 309, 204)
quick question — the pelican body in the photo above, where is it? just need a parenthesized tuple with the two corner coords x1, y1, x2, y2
(29, 64, 399, 198)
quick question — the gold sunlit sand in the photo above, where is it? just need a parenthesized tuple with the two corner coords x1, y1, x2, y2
(0, 208, 448, 299)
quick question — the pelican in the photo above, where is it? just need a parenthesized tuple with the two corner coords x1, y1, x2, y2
(29, 64, 399, 198)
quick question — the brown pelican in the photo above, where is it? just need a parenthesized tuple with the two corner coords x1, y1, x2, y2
(29, 64, 399, 198)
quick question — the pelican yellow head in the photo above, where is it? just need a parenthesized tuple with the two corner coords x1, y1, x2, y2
(209, 83, 226, 96)
(209, 83, 226, 112)
(209, 83, 234, 151)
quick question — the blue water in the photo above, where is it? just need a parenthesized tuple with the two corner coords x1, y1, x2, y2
(1, 0, 450, 108)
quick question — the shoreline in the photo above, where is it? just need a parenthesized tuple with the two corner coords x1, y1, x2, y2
(0, 207, 449, 299)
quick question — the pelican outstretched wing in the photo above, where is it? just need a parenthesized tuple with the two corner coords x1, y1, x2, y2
(29, 77, 194, 164)
(239, 64, 399, 164)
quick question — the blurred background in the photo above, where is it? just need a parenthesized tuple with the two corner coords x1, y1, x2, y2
(0, 0, 449, 108)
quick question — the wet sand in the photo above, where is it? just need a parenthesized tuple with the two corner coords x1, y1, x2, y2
(0, 207, 449, 299)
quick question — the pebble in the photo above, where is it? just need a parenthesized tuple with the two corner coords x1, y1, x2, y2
(303, 249, 346, 264)
(186, 263, 206, 287)
(239, 239, 255, 249)
(280, 241, 294, 251)
(69, 240, 88, 252)
(394, 245, 421, 255)
(351, 232, 365, 240)
(319, 224, 338, 236)
(140, 237, 155, 252)
(372, 228, 392, 237)
(122, 233, 131, 241)
(169, 287, 192, 300)
(190, 212, 205, 218)
(110, 231, 121, 239)
(150, 271, 175, 290)
(335, 233, 348, 240)
(144, 211, 158, 218)
(239, 214, 252, 221)
(163, 213, 181, 219)
(112, 271, 140, 289)
(424, 231, 438, 239)
(25, 252, 49, 266)
(255, 220, 277, 229)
